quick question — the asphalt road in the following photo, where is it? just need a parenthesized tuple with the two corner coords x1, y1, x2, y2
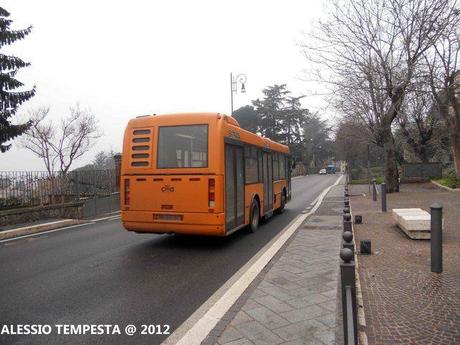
(0, 174, 339, 345)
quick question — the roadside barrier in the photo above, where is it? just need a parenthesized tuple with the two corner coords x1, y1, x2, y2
(340, 178, 358, 345)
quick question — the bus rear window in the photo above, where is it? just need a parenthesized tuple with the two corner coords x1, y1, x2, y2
(157, 125, 208, 168)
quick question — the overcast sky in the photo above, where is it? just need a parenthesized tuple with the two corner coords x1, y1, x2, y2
(1, 0, 327, 171)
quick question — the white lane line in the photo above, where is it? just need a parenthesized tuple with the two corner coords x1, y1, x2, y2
(167, 175, 343, 345)
(93, 215, 121, 222)
(310, 195, 320, 206)
(0, 222, 94, 244)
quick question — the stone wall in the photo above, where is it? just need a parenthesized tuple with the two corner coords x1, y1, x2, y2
(0, 202, 84, 227)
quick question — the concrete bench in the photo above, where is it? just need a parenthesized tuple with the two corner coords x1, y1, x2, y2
(392, 208, 431, 239)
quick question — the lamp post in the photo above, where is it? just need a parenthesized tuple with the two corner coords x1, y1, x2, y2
(230, 73, 247, 115)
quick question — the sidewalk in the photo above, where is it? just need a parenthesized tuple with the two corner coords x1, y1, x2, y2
(350, 183, 460, 345)
(207, 184, 345, 345)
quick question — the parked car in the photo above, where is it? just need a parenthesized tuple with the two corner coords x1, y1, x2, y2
(319, 168, 327, 175)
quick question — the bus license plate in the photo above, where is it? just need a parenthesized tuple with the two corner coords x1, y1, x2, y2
(154, 214, 183, 221)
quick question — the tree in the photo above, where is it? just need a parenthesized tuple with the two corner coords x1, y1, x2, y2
(303, 113, 333, 169)
(232, 105, 259, 133)
(92, 150, 116, 169)
(302, 0, 458, 192)
(397, 85, 438, 163)
(252, 84, 289, 141)
(251, 84, 311, 162)
(21, 105, 102, 176)
(423, 11, 460, 177)
(73, 150, 118, 171)
(0, 7, 35, 152)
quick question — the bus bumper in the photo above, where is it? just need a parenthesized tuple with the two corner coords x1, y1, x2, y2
(121, 211, 226, 236)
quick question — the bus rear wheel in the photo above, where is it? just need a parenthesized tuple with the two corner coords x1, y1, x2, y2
(280, 192, 286, 212)
(248, 200, 260, 233)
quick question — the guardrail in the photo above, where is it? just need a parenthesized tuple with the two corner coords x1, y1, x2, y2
(341, 180, 358, 345)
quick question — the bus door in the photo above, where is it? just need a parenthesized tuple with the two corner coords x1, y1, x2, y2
(225, 144, 245, 231)
(262, 152, 273, 213)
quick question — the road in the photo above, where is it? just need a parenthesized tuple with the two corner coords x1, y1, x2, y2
(0, 174, 339, 345)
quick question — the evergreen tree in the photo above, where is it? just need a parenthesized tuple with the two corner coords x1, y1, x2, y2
(233, 105, 259, 133)
(252, 84, 289, 141)
(0, 7, 35, 153)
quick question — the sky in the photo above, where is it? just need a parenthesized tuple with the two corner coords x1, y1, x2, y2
(1, 0, 328, 171)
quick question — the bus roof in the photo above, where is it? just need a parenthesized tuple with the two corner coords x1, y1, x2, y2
(127, 112, 289, 154)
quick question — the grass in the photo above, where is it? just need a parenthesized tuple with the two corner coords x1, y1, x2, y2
(433, 175, 458, 189)
(351, 176, 384, 185)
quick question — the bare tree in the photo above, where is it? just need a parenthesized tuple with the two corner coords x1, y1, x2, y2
(301, 0, 458, 192)
(423, 13, 460, 177)
(397, 83, 437, 162)
(21, 104, 102, 176)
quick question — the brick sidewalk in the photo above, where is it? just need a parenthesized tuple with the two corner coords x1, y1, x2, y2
(209, 184, 345, 345)
(350, 183, 460, 345)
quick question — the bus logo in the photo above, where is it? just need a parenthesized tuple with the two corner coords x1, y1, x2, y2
(161, 185, 175, 192)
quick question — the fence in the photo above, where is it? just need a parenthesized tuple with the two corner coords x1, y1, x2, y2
(0, 170, 119, 210)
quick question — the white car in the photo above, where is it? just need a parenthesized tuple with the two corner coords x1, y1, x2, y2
(319, 168, 327, 175)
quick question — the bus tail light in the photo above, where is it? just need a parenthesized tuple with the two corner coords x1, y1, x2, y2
(124, 179, 130, 205)
(208, 178, 215, 207)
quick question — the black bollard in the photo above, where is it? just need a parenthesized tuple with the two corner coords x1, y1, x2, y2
(372, 178, 376, 201)
(430, 203, 443, 273)
(354, 215, 362, 224)
(381, 182, 387, 212)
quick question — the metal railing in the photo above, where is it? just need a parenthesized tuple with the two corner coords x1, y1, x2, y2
(0, 170, 119, 210)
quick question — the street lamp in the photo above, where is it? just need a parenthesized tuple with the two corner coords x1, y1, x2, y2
(230, 73, 247, 116)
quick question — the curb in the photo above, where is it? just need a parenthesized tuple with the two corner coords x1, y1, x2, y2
(0, 219, 88, 240)
(430, 180, 460, 192)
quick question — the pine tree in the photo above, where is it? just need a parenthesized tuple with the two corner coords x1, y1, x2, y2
(0, 7, 35, 153)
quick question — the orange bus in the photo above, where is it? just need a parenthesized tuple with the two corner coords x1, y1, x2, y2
(120, 112, 291, 236)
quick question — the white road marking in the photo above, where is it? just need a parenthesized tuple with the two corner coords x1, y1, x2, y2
(310, 195, 320, 206)
(166, 175, 343, 345)
(92, 215, 121, 222)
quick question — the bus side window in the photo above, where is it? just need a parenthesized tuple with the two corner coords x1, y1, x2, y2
(280, 154, 286, 179)
(258, 149, 263, 182)
(273, 153, 280, 180)
(244, 146, 258, 184)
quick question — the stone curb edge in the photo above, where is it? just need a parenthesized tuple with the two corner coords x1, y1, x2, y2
(0, 219, 89, 240)
(430, 180, 460, 192)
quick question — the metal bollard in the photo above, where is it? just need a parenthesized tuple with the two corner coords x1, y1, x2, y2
(372, 178, 376, 201)
(340, 248, 358, 345)
(381, 182, 387, 212)
(343, 213, 351, 222)
(430, 203, 443, 273)
(343, 207, 350, 214)
(344, 198, 350, 207)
